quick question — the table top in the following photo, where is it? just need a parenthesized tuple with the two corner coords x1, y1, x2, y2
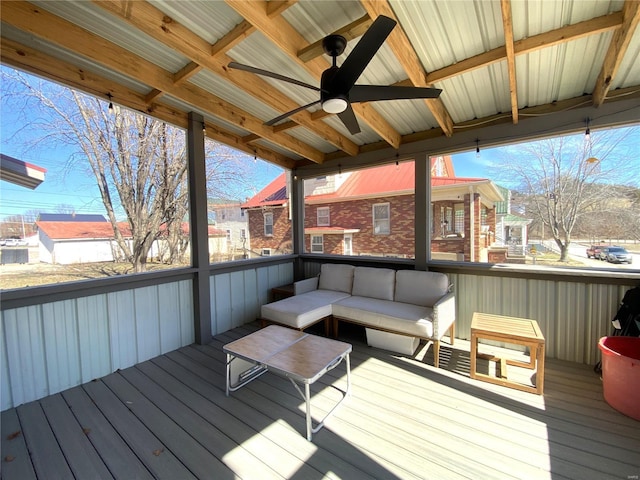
(223, 325, 352, 382)
(471, 312, 545, 343)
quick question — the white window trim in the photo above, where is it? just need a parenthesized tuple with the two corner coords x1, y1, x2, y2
(373, 202, 390, 235)
(264, 212, 273, 236)
(311, 234, 324, 253)
(317, 207, 330, 227)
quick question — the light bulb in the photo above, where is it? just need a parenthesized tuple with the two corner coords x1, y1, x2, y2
(322, 97, 348, 114)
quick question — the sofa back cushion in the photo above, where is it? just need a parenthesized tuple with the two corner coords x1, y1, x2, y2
(318, 264, 355, 293)
(395, 270, 449, 307)
(351, 266, 396, 301)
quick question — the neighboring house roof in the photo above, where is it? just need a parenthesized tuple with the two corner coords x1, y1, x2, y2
(243, 173, 288, 208)
(208, 198, 243, 207)
(39, 213, 107, 222)
(304, 226, 361, 235)
(36, 221, 226, 240)
(0, 153, 46, 190)
(501, 213, 533, 225)
(243, 163, 503, 208)
(37, 221, 131, 240)
(494, 185, 510, 215)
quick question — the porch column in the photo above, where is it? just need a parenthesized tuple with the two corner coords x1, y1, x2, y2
(187, 112, 212, 343)
(291, 170, 305, 278)
(415, 153, 429, 269)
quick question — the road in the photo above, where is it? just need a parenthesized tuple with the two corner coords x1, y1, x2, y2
(567, 243, 638, 270)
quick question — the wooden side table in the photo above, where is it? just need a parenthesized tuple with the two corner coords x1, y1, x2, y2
(271, 283, 295, 302)
(470, 312, 545, 395)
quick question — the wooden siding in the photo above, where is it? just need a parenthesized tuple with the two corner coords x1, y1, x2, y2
(2, 323, 639, 480)
(0, 280, 195, 411)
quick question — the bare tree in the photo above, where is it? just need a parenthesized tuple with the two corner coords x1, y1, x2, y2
(2, 69, 259, 271)
(490, 129, 635, 261)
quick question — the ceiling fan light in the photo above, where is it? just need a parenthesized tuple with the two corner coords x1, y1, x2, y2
(322, 97, 348, 114)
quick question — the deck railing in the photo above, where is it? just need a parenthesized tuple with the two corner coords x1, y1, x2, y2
(1, 255, 635, 410)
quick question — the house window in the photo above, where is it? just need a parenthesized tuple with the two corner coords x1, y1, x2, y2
(226, 229, 231, 242)
(264, 212, 273, 236)
(317, 207, 330, 226)
(454, 203, 464, 233)
(241, 228, 246, 239)
(373, 203, 390, 234)
(311, 235, 324, 253)
(261, 248, 271, 256)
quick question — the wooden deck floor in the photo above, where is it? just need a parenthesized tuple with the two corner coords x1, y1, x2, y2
(2, 323, 639, 480)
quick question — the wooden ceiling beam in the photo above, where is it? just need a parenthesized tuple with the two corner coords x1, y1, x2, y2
(225, 0, 402, 149)
(266, 1, 298, 18)
(211, 20, 255, 57)
(427, 12, 623, 84)
(500, 0, 519, 124)
(3, 1, 324, 163)
(0, 37, 296, 169)
(593, 0, 640, 106)
(297, 15, 373, 63)
(359, 0, 455, 137)
(94, 0, 359, 157)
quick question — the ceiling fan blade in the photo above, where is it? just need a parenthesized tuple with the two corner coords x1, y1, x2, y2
(228, 61, 321, 92)
(264, 100, 321, 126)
(350, 85, 442, 103)
(330, 15, 397, 92)
(337, 104, 360, 135)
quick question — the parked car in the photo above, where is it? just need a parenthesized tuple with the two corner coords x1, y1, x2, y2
(603, 246, 633, 264)
(3, 239, 18, 247)
(586, 245, 605, 258)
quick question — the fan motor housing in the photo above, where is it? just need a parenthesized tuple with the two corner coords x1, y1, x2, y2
(322, 35, 347, 58)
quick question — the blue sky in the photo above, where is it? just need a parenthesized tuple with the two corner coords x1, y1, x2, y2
(2, 122, 638, 220)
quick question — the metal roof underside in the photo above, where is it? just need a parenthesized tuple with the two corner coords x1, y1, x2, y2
(1, 0, 638, 171)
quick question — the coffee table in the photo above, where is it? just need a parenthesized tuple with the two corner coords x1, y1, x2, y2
(470, 312, 545, 395)
(223, 325, 352, 441)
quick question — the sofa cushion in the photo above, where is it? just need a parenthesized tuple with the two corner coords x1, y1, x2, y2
(318, 263, 355, 293)
(395, 270, 449, 307)
(261, 290, 350, 329)
(352, 267, 396, 300)
(333, 296, 434, 338)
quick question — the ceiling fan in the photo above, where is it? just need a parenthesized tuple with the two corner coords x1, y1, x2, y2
(228, 15, 442, 135)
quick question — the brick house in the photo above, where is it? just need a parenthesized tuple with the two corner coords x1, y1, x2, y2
(242, 157, 504, 262)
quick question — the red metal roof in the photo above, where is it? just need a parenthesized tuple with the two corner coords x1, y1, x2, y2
(37, 221, 131, 240)
(242, 172, 288, 208)
(244, 163, 490, 208)
(36, 221, 226, 240)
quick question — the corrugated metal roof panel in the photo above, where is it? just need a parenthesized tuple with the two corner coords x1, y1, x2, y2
(1, 24, 152, 95)
(615, 28, 640, 89)
(391, 0, 504, 72)
(32, 1, 187, 72)
(149, 0, 242, 44)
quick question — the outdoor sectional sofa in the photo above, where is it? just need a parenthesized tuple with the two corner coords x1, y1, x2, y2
(260, 264, 456, 368)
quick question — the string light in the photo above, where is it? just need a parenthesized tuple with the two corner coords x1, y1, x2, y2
(202, 122, 206, 135)
(106, 93, 114, 114)
(475, 139, 480, 158)
(584, 118, 599, 164)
